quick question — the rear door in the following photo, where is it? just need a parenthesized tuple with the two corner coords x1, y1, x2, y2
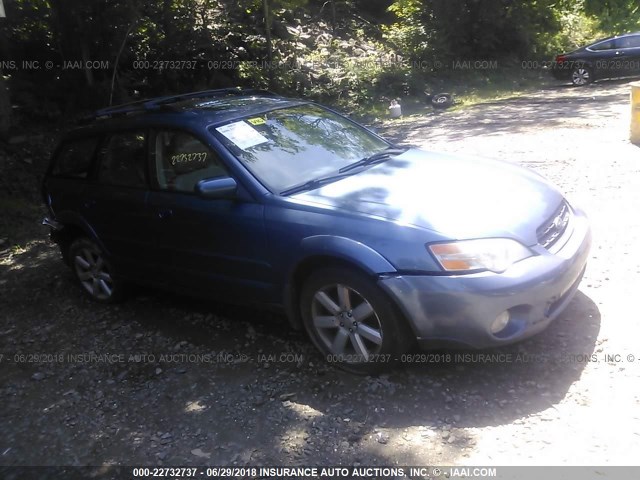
(146, 129, 272, 302)
(82, 130, 158, 283)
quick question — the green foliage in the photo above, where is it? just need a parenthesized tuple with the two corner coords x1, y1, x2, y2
(381, 0, 618, 60)
(0, 0, 636, 119)
(536, 0, 603, 56)
(382, 0, 430, 58)
(585, 0, 640, 33)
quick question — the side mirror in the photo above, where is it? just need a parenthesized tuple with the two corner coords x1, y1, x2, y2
(196, 176, 237, 199)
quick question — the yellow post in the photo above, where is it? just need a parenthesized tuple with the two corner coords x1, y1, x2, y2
(631, 83, 640, 145)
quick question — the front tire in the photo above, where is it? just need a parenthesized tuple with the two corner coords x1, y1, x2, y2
(68, 237, 124, 303)
(300, 266, 411, 374)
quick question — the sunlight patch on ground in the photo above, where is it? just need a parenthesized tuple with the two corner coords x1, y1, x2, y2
(185, 400, 207, 413)
(282, 401, 324, 420)
(0, 239, 53, 271)
(278, 401, 325, 451)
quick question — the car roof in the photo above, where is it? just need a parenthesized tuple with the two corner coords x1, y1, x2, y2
(67, 89, 308, 139)
(589, 31, 640, 45)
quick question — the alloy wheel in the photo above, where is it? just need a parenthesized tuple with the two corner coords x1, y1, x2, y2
(572, 67, 591, 86)
(73, 246, 114, 301)
(310, 283, 383, 361)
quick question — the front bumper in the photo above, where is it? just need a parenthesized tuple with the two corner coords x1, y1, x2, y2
(378, 208, 591, 349)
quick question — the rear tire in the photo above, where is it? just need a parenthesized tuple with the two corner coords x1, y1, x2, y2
(68, 238, 124, 303)
(300, 266, 412, 374)
(571, 65, 592, 86)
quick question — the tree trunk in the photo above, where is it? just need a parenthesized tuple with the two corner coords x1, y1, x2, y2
(110, 19, 138, 106)
(81, 42, 95, 87)
(0, 19, 9, 138)
(0, 75, 10, 139)
(263, 0, 273, 88)
(331, 0, 337, 35)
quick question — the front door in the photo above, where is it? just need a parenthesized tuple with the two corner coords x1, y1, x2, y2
(615, 34, 640, 77)
(146, 129, 273, 302)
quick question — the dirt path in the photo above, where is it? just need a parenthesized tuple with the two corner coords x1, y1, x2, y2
(1, 80, 639, 469)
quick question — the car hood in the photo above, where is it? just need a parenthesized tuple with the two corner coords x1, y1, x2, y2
(292, 148, 564, 245)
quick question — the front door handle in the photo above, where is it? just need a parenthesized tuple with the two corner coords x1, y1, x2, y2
(157, 208, 173, 220)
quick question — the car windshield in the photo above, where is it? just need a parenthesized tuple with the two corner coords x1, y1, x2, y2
(210, 104, 389, 193)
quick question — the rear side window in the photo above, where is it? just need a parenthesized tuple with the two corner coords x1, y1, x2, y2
(589, 39, 616, 51)
(154, 130, 228, 193)
(52, 138, 98, 178)
(97, 131, 148, 188)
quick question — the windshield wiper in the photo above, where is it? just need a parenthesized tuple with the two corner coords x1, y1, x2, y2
(338, 147, 409, 173)
(280, 172, 357, 196)
(280, 146, 410, 196)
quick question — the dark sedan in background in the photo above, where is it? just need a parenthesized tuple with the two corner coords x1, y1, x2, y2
(552, 32, 640, 85)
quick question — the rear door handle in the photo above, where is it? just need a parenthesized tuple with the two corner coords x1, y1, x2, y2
(157, 208, 173, 220)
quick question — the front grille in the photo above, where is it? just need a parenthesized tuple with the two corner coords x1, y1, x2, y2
(537, 201, 571, 249)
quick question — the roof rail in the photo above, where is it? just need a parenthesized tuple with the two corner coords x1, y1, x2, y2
(149, 88, 277, 107)
(83, 88, 278, 123)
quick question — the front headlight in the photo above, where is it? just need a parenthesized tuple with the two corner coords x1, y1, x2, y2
(428, 238, 532, 273)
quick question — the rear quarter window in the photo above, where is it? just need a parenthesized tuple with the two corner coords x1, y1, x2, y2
(52, 137, 99, 178)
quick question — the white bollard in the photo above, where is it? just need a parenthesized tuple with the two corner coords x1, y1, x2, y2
(389, 100, 402, 118)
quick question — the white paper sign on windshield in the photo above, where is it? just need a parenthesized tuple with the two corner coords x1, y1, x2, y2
(216, 121, 269, 150)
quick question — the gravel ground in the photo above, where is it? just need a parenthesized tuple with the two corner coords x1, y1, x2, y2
(1, 79, 639, 469)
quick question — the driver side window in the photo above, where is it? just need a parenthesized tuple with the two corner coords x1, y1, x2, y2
(616, 36, 640, 49)
(154, 130, 228, 192)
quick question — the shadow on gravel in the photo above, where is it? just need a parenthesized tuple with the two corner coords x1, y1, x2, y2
(1, 235, 600, 466)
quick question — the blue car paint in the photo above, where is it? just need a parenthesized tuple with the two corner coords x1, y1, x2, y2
(379, 209, 591, 347)
(44, 96, 591, 349)
(256, 149, 590, 344)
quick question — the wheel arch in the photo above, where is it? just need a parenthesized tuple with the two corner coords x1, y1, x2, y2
(53, 211, 109, 264)
(283, 236, 397, 330)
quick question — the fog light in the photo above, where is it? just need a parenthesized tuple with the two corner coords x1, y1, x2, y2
(490, 311, 511, 334)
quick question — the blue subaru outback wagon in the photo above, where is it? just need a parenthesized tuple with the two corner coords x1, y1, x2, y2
(42, 89, 591, 373)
